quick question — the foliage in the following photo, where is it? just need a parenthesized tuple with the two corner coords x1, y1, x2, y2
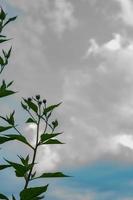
(0, 7, 68, 200)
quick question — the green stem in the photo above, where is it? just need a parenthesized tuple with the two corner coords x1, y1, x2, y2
(24, 107, 41, 189)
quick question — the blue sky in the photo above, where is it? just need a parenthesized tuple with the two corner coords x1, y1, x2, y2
(1, 0, 133, 199)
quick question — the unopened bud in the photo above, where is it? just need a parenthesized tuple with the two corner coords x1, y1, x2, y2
(36, 95, 40, 100)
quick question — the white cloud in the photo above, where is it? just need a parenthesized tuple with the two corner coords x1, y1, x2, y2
(46, 0, 78, 37)
(85, 33, 127, 57)
(9, 0, 77, 37)
(114, 0, 133, 26)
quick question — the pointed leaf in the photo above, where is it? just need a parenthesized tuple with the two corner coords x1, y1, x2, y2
(5, 159, 32, 177)
(4, 134, 34, 149)
(0, 193, 9, 200)
(26, 118, 37, 124)
(12, 195, 16, 200)
(3, 16, 17, 27)
(43, 102, 61, 115)
(21, 102, 27, 110)
(38, 172, 69, 178)
(0, 89, 15, 97)
(0, 136, 11, 144)
(0, 9, 6, 20)
(43, 139, 64, 144)
(0, 126, 12, 132)
(24, 99, 38, 113)
(0, 56, 4, 65)
(0, 164, 11, 170)
(7, 80, 13, 88)
(40, 133, 62, 143)
(20, 185, 48, 200)
(6, 46, 12, 59)
(0, 39, 10, 44)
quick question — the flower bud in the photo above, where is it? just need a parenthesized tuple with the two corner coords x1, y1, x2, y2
(43, 99, 46, 104)
(28, 97, 32, 101)
(38, 101, 42, 105)
(36, 95, 40, 100)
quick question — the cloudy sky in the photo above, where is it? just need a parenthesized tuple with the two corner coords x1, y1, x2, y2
(1, 0, 133, 199)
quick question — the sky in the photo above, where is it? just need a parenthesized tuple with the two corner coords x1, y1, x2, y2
(1, 0, 133, 199)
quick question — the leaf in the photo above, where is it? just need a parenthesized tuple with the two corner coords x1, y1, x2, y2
(0, 193, 9, 200)
(7, 80, 13, 88)
(20, 185, 48, 200)
(37, 172, 69, 178)
(0, 126, 12, 132)
(21, 102, 27, 110)
(43, 102, 61, 115)
(0, 164, 11, 170)
(4, 134, 34, 149)
(3, 16, 17, 27)
(0, 9, 6, 20)
(8, 110, 15, 125)
(26, 118, 37, 124)
(24, 99, 38, 113)
(0, 89, 15, 97)
(0, 35, 6, 38)
(12, 195, 16, 200)
(18, 155, 29, 166)
(0, 56, 4, 65)
(5, 159, 32, 177)
(6, 46, 12, 59)
(40, 133, 62, 143)
(0, 39, 10, 44)
(0, 136, 11, 144)
(1, 80, 6, 90)
(43, 139, 64, 144)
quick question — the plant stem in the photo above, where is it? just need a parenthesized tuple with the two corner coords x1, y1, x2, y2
(24, 107, 41, 189)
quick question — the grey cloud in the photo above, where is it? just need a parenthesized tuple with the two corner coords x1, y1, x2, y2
(3, 1, 133, 172)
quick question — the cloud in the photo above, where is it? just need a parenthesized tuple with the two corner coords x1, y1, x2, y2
(84, 33, 126, 57)
(4, 0, 133, 172)
(114, 0, 133, 26)
(9, 0, 77, 37)
(46, 0, 78, 37)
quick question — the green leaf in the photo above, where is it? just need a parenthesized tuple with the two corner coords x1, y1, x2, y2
(43, 102, 61, 115)
(6, 46, 12, 59)
(0, 193, 9, 200)
(0, 89, 15, 97)
(0, 39, 10, 44)
(0, 126, 12, 132)
(8, 111, 15, 125)
(43, 139, 64, 144)
(12, 195, 16, 200)
(20, 185, 48, 200)
(38, 172, 69, 178)
(0, 9, 6, 20)
(7, 80, 13, 88)
(40, 133, 62, 143)
(0, 35, 6, 38)
(21, 102, 27, 110)
(3, 16, 17, 27)
(24, 99, 38, 113)
(18, 155, 29, 166)
(0, 164, 11, 170)
(4, 134, 34, 149)
(0, 56, 4, 65)
(26, 118, 37, 124)
(0, 136, 11, 144)
(5, 159, 32, 177)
